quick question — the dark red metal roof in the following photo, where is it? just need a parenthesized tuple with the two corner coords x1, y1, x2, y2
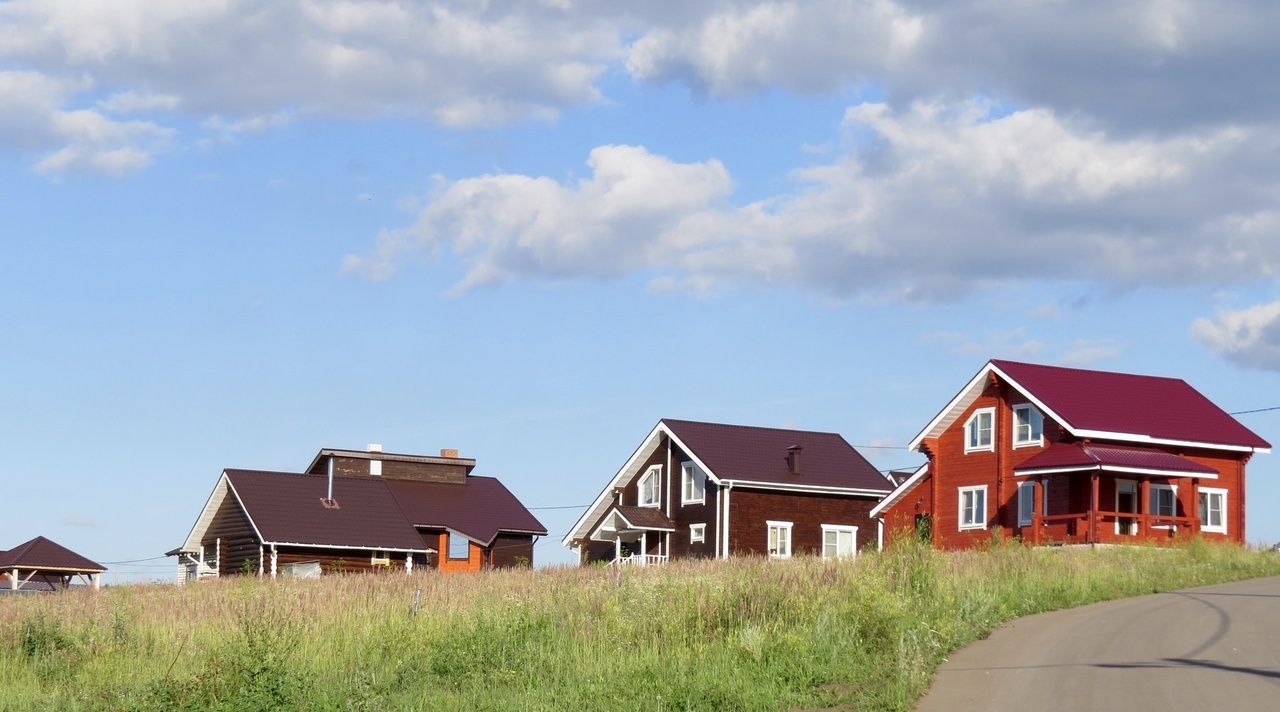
(662, 419, 892, 491)
(0, 536, 105, 572)
(384, 476, 547, 544)
(1013, 442, 1217, 476)
(992, 360, 1270, 450)
(224, 470, 428, 551)
(614, 506, 676, 531)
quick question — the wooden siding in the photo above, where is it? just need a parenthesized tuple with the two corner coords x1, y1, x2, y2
(434, 532, 484, 573)
(201, 493, 259, 575)
(488, 534, 535, 568)
(274, 547, 406, 575)
(308, 456, 468, 484)
(728, 488, 879, 556)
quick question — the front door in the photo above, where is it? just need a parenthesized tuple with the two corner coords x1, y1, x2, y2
(1116, 480, 1138, 535)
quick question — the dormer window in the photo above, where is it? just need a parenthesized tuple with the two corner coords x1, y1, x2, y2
(965, 408, 995, 452)
(638, 466, 661, 507)
(1012, 404, 1044, 447)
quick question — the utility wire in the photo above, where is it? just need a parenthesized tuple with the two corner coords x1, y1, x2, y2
(1230, 406, 1280, 415)
(527, 504, 590, 510)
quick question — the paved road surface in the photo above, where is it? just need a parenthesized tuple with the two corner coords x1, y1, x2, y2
(916, 576, 1280, 711)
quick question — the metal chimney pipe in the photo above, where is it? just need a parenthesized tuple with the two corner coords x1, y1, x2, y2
(327, 455, 335, 502)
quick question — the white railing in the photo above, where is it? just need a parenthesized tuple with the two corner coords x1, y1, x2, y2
(613, 554, 668, 567)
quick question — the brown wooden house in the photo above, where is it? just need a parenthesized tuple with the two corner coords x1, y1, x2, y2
(564, 419, 895, 565)
(872, 360, 1270, 549)
(169, 445, 546, 580)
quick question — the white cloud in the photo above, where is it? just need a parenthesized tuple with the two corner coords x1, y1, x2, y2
(1192, 301, 1280, 371)
(350, 100, 1280, 300)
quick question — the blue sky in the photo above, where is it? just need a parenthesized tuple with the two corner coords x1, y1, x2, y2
(3, 0, 1280, 579)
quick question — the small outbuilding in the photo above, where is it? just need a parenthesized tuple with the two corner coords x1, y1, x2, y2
(0, 536, 106, 592)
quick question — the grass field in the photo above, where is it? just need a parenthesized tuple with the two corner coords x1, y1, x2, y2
(2, 539, 1278, 711)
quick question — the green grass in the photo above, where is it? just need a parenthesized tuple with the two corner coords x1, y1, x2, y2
(2, 539, 1278, 711)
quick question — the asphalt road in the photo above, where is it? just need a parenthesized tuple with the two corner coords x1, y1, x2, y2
(916, 576, 1280, 711)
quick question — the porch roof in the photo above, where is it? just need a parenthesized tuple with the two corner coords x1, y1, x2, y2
(613, 506, 676, 531)
(1013, 442, 1218, 478)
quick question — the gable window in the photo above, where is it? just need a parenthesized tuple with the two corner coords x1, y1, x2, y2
(638, 466, 661, 507)
(821, 525, 857, 559)
(681, 462, 706, 504)
(767, 521, 792, 558)
(1199, 488, 1227, 533)
(1012, 404, 1043, 447)
(959, 486, 987, 530)
(448, 533, 470, 560)
(1017, 481, 1035, 526)
(965, 408, 995, 452)
(690, 523, 706, 543)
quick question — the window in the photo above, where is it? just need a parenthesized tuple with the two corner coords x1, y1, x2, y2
(1150, 484, 1176, 517)
(369, 459, 383, 476)
(283, 561, 321, 578)
(448, 533, 470, 560)
(767, 521, 793, 558)
(1017, 481, 1035, 526)
(965, 408, 995, 452)
(821, 525, 857, 559)
(1199, 488, 1227, 533)
(690, 523, 706, 543)
(959, 486, 987, 530)
(1012, 404, 1043, 447)
(371, 550, 390, 566)
(638, 466, 661, 507)
(681, 462, 706, 504)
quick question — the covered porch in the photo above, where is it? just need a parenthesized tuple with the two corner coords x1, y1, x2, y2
(590, 506, 675, 566)
(1014, 442, 1216, 546)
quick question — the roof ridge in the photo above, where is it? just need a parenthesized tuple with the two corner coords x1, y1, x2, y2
(992, 358, 1187, 384)
(662, 417, 843, 438)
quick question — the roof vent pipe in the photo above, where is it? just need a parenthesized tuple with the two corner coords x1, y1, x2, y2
(327, 455, 335, 502)
(787, 446, 803, 476)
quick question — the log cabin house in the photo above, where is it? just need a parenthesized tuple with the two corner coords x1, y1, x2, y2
(168, 445, 546, 580)
(564, 419, 895, 565)
(871, 360, 1270, 549)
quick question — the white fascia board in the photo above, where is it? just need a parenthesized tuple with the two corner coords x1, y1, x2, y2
(1013, 464, 1218, 480)
(869, 463, 929, 518)
(223, 477, 266, 544)
(444, 528, 486, 547)
(718, 480, 892, 497)
(260, 541, 430, 554)
(178, 472, 233, 552)
(1070, 429, 1263, 454)
(1011, 465, 1097, 477)
(615, 510, 676, 532)
(562, 421, 667, 547)
(907, 363, 999, 452)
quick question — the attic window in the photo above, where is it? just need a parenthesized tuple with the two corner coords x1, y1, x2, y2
(965, 408, 995, 453)
(320, 498, 340, 509)
(1013, 404, 1043, 447)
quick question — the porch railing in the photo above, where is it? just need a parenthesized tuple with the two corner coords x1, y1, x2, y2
(613, 554, 669, 567)
(1027, 511, 1200, 545)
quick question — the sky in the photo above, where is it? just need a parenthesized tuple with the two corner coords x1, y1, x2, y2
(3, 0, 1280, 581)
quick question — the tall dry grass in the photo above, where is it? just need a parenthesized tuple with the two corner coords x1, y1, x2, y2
(1, 539, 1277, 711)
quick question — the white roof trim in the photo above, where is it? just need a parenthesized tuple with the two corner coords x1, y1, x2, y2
(259, 541, 431, 554)
(907, 361, 1264, 455)
(869, 463, 930, 518)
(718, 480, 891, 497)
(1013, 464, 1218, 480)
(175, 472, 267, 553)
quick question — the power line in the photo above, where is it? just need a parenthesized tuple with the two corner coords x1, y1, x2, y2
(1230, 406, 1280, 415)
(527, 504, 590, 510)
(100, 555, 171, 565)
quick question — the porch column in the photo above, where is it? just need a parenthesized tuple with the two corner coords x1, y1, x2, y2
(1031, 477, 1043, 545)
(1089, 472, 1100, 544)
(615, 537, 621, 562)
(1192, 478, 1202, 535)
(1139, 478, 1150, 538)
(406, 554, 413, 574)
(270, 544, 278, 579)
(9, 568, 16, 591)
(92, 573, 100, 591)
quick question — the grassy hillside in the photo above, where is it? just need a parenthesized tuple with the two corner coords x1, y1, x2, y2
(2, 540, 1278, 711)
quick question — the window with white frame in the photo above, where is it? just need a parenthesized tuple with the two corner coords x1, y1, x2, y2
(821, 525, 857, 559)
(1150, 484, 1177, 520)
(959, 485, 988, 530)
(448, 533, 470, 560)
(371, 550, 390, 566)
(681, 462, 705, 504)
(690, 523, 706, 543)
(965, 408, 995, 452)
(1017, 481, 1035, 526)
(1199, 488, 1227, 533)
(767, 521, 792, 558)
(638, 466, 661, 507)
(1012, 404, 1044, 447)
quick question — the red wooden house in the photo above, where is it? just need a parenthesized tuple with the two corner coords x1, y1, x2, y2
(872, 360, 1270, 548)
(564, 419, 894, 564)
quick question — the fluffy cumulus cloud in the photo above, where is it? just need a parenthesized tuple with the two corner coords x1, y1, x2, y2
(348, 100, 1280, 300)
(1192, 301, 1280, 371)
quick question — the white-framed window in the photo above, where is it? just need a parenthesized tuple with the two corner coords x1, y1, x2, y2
(370, 459, 383, 476)
(965, 408, 995, 452)
(690, 523, 706, 543)
(1199, 488, 1227, 533)
(448, 533, 470, 560)
(767, 521, 793, 558)
(959, 485, 988, 530)
(681, 462, 706, 505)
(1042, 477, 1052, 517)
(1017, 481, 1035, 526)
(1150, 483, 1177, 523)
(1012, 404, 1043, 448)
(371, 550, 390, 566)
(821, 525, 857, 559)
(638, 465, 661, 507)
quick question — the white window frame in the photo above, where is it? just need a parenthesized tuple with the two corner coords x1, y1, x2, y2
(1150, 483, 1177, 529)
(1199, 487, 1227, 534)
(690, 523, 706, 543)
(447, 533, 470, 560)
(965, 408, 995, 453)
(681, 462, 706, 505)
(767, 520, 793, 558)
(821, 525, 858, 559)
(1042, 477, 1052, 517)
(959, 485, 988, 530)
(369, 459, 383, 476)
(1017, 481, 1036, 527)
(1012, 404, 1044, 448)
(371, 550, 390, 566)
(638, 465, 661, 508)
